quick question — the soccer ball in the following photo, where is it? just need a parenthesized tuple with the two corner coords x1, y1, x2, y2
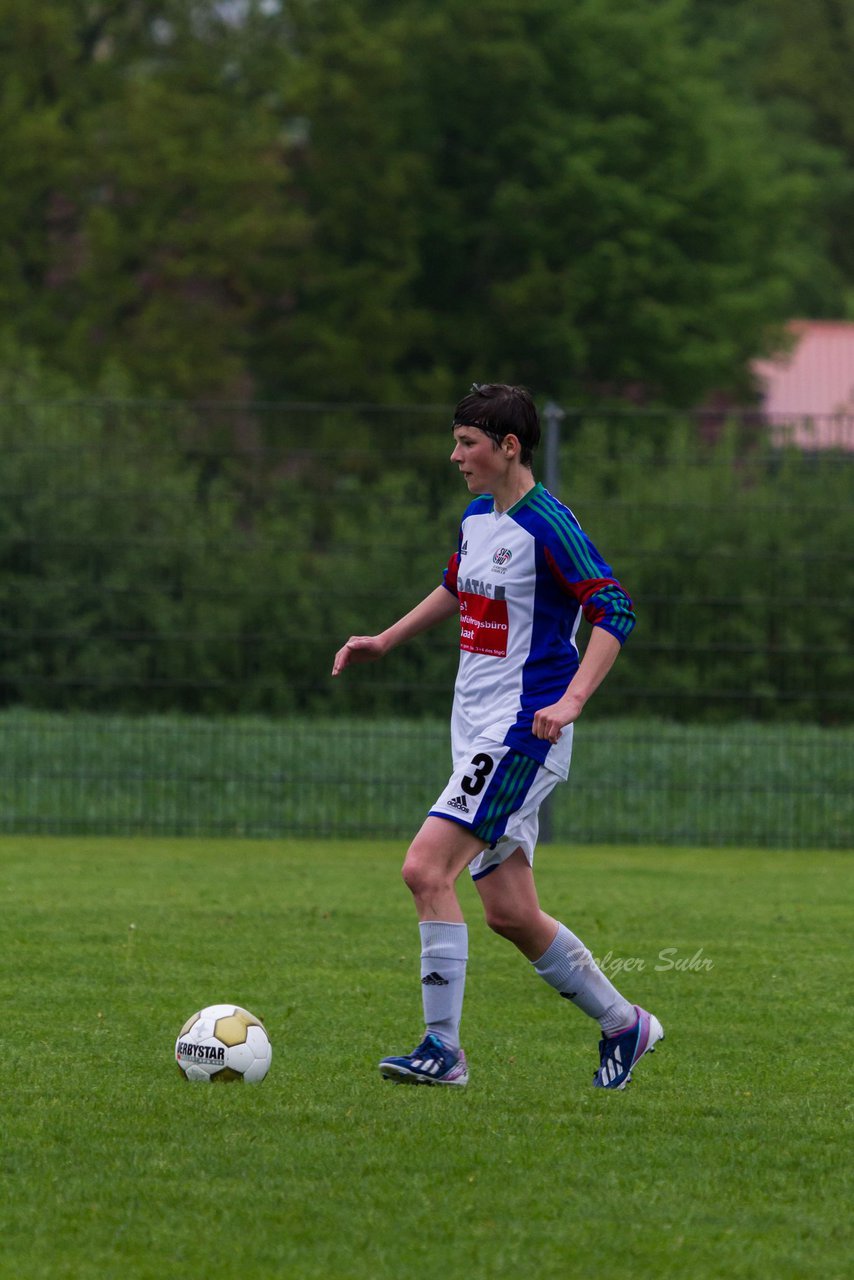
(175, 1004, 272, 1083)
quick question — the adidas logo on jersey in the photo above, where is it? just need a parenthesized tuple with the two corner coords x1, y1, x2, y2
(447, 794, 470, 813)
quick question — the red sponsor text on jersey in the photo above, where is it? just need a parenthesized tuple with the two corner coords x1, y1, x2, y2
(458, 591, 509, 657)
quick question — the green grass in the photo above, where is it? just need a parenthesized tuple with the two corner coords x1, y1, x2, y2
(0, 708, 851, 847)
(1, 838, 851, 1279)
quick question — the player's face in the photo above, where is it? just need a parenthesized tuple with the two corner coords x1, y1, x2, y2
(450, 426, 504, 494)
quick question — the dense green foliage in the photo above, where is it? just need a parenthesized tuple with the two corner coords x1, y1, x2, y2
(688, 0, 854, 315)
(2, 838, 852, 1278)
(1, 3, 850, 727)
(0, 0, 306, 398)
(565, 414, 852, 723)
(0, 370, 849, 722)
(0, 0, 849, 401)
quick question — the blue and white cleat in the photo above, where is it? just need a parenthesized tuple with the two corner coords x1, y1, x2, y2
(593, 1005, 664, 1090)
(379, 1032, 469, 1086)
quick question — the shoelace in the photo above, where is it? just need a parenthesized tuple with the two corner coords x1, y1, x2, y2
(416, 1035, 444, 1058)
(412, 1034, 455, 1067)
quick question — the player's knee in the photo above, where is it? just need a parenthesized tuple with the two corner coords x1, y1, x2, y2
(401, 850, 449, 901)
(483, 902, 529, 941)
(400, 857, 419, 896)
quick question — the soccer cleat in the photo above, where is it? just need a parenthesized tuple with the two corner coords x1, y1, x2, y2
(593, 1005, 663, 1090)
(379, 1032, 469, 1086)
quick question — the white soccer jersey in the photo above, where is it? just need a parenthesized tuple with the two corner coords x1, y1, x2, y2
(441, 482, 635, 779)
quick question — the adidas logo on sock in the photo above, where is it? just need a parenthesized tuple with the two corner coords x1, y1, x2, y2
(421, 971, 450, 986)
(447, 794, 469, 813)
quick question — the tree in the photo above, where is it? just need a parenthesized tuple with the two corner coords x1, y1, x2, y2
(0, 0, 306, 397)
(388, 0, 822, 403)
(685, 0, 854, 317)
(753, 0, 854, 313)
(0, 0, 837, 403)
(229, 0, 836, 403)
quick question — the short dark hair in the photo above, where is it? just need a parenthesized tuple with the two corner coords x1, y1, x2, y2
(452, 383, 540, 467)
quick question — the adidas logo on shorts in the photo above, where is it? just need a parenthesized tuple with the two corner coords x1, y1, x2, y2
(447, 794, 470, 813)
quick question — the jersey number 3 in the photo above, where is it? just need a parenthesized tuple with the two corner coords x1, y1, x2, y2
(461, 752, 495, 797)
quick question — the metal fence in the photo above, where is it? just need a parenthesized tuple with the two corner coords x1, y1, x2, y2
(0, 399, 851, 848)
(0, 710, 849, 848)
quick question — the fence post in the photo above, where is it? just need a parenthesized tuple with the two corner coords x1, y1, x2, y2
(542, 400, 564, 496)
(539, 401, 565, 843)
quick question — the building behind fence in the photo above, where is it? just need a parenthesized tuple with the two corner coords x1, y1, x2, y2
(0, 399, 851, 848)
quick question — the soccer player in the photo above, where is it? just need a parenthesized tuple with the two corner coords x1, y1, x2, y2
(332, 384, 662, 1090)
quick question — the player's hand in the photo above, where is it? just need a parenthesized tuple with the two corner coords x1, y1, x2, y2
(331, 635, 388, 676)
(532, 693, 585, 744)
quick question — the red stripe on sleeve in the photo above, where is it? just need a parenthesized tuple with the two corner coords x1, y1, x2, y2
(443, 552, 460, 596)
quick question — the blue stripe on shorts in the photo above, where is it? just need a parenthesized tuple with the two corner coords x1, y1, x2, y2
(472, 752, 539, 846)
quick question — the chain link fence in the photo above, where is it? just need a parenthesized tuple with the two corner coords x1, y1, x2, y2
(0, 399, 851, 847)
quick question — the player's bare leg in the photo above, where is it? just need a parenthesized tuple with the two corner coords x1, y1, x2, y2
(401, 815, 487, 921)
(476, 849, 663, 1087)
(474, 847, 559, 959)
(379, 817, 485, 1086)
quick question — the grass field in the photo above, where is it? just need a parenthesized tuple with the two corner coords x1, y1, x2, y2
(1, 837, 851, 1279)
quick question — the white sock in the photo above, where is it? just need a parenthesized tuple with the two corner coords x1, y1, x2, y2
(533, 922, 635, 1035)
(419, 920, 468, 1051)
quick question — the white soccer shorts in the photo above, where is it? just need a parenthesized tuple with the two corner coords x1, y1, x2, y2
(428, 738, 566, 880)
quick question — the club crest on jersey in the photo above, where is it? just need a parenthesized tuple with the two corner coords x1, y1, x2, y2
(492, 547, 512, 566)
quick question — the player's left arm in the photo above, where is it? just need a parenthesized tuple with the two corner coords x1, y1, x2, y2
(532, 515, 636, 743)
(532, 627, 622, 744)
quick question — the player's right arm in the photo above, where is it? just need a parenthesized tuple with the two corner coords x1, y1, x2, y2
(332, 584, 459, 676)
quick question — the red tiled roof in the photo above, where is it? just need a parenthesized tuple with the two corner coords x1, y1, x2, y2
(752, 320, 854, 449)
